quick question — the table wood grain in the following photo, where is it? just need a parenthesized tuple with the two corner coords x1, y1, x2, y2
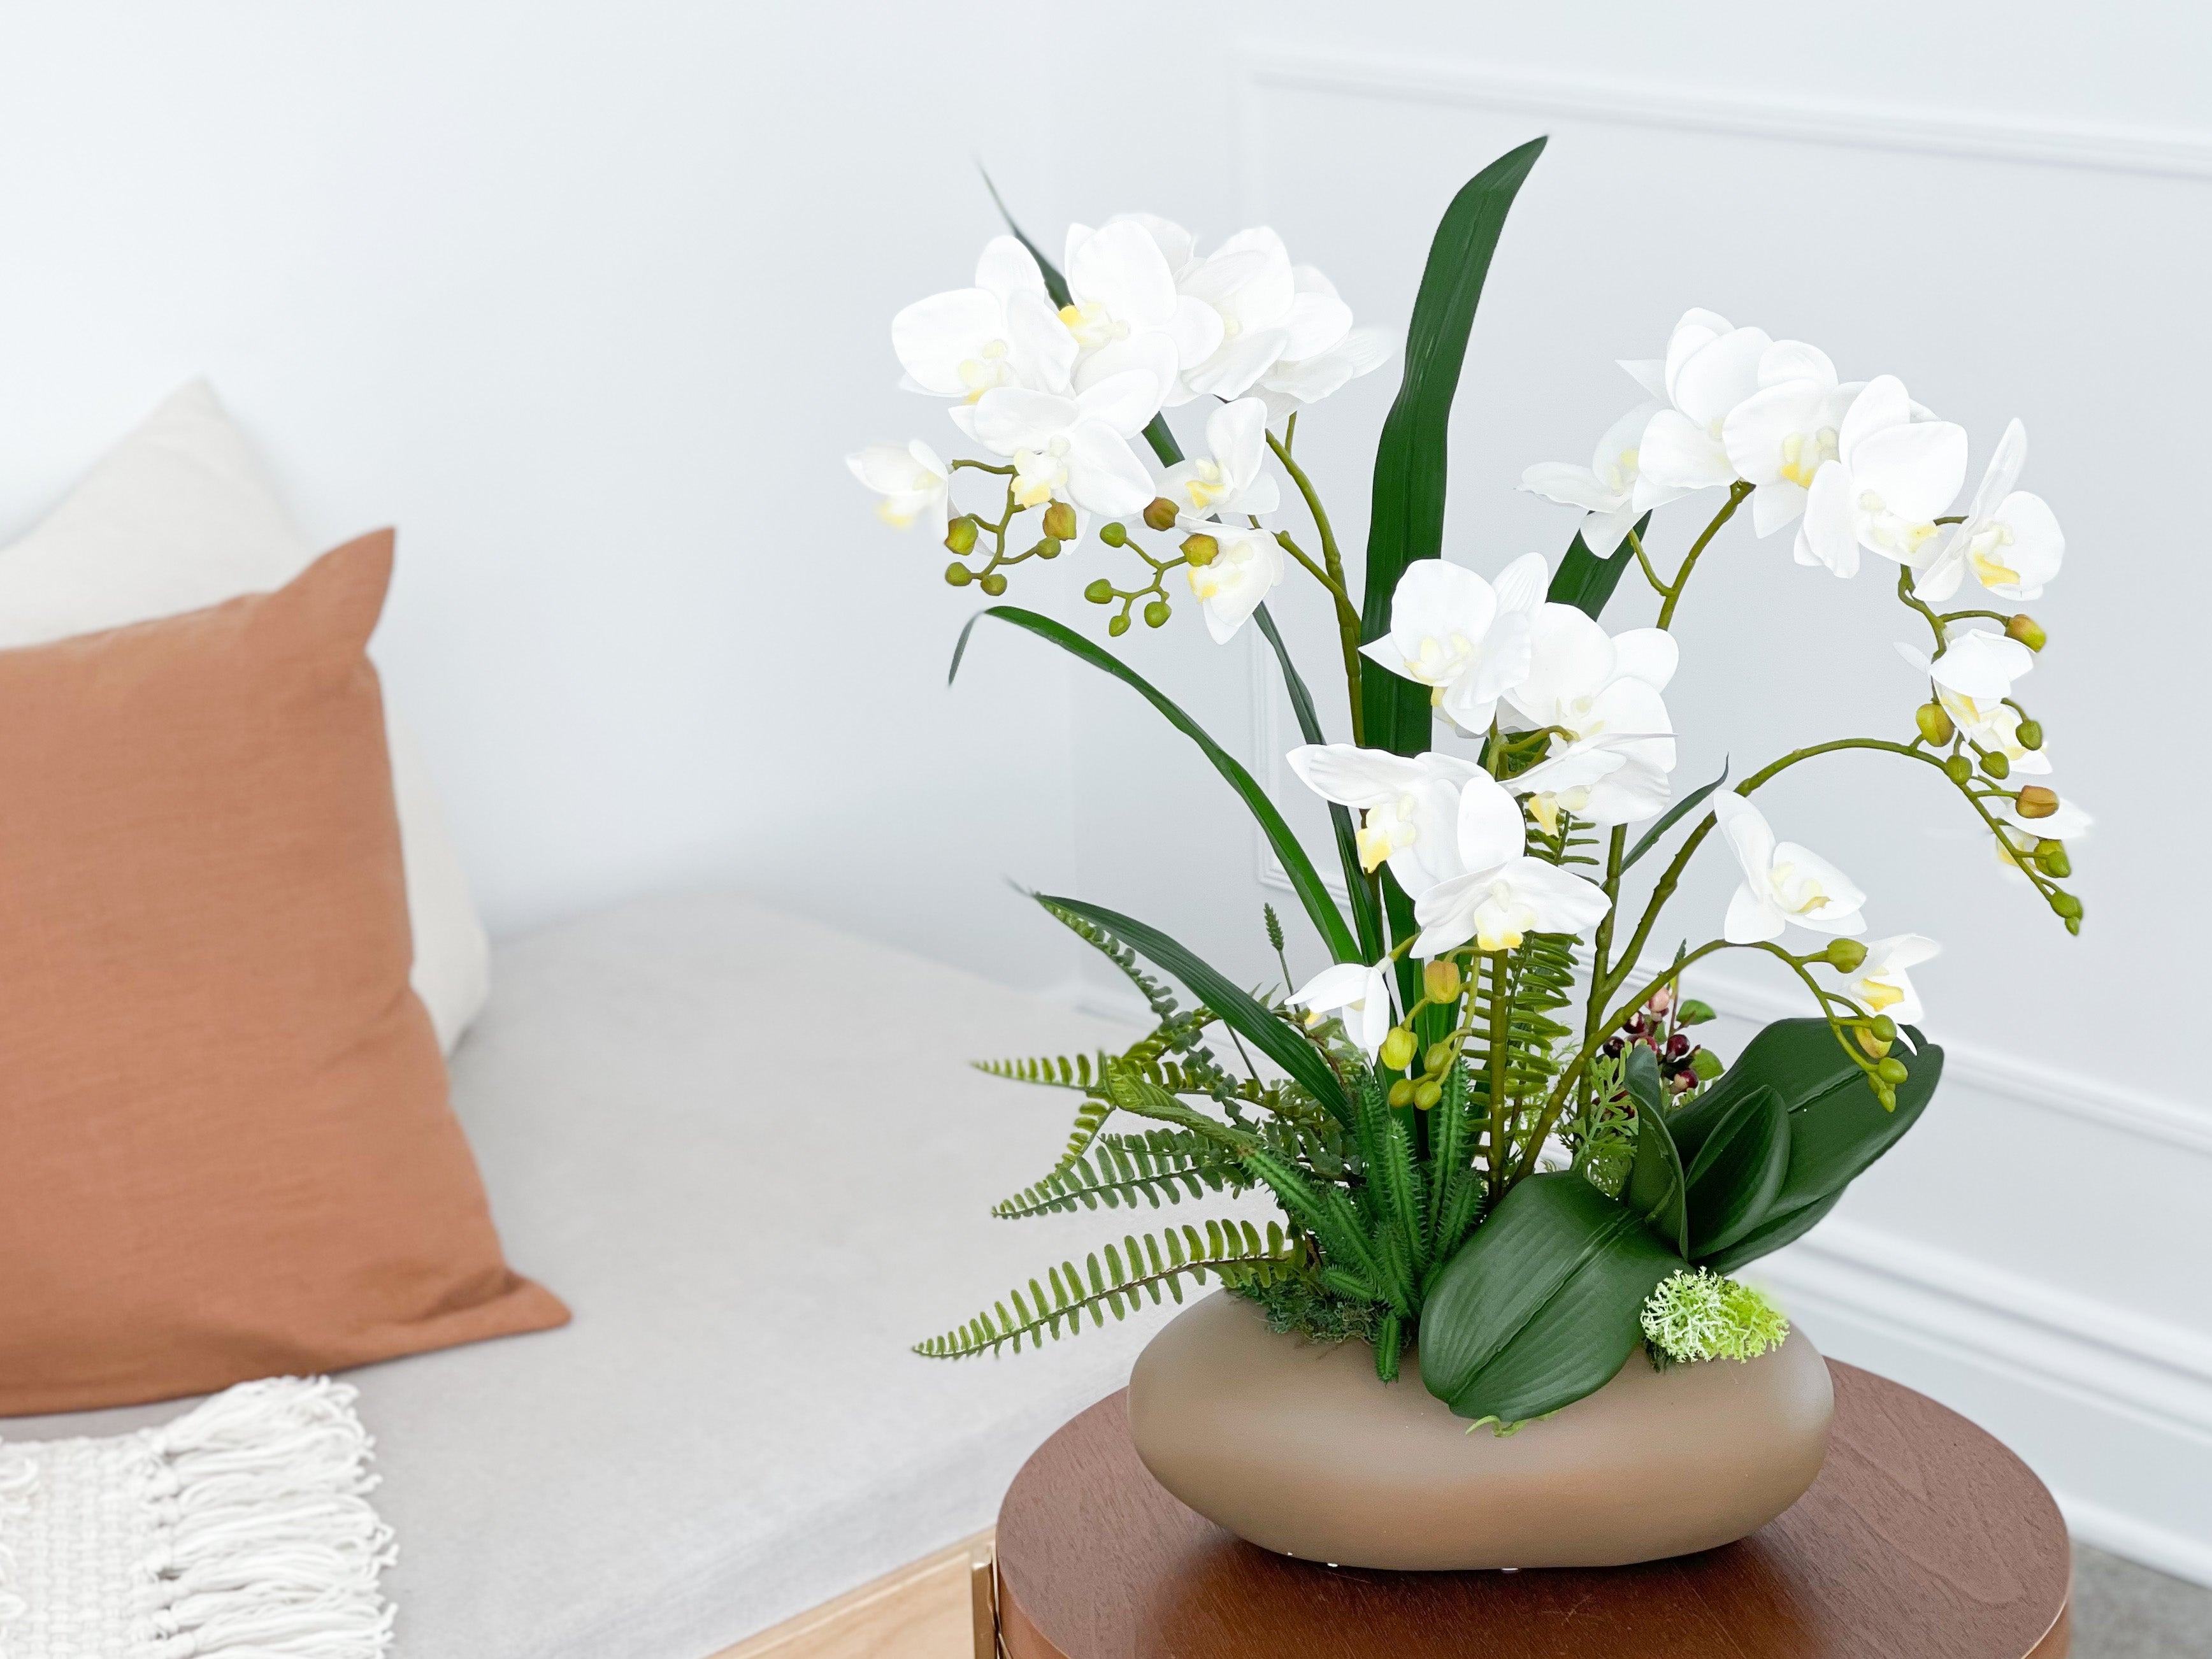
(996, 1361, 2070, 1658)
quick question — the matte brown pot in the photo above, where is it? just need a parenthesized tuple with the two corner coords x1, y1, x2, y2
(1128, 1290, 1834, 1571)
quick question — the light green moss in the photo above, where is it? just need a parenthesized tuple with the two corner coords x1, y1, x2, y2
(1640, 1269, 1790, 1365)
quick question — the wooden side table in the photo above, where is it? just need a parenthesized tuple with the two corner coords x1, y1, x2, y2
(995, 1360, 2070, 1658)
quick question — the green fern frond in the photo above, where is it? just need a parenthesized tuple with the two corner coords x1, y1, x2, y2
(912, 1219, 1297, 1359)
(972, 1051, 1113, 1090)
(1035, 894, 1186, 1026)
(990, 1129, 1253, 1219)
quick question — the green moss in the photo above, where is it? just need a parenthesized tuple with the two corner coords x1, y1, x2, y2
(1640, 1269, 1790, 1365)
(1230, 1272, 1379, 1347)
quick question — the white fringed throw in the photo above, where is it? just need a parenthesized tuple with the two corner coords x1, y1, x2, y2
(0, 1377, 395, 1658)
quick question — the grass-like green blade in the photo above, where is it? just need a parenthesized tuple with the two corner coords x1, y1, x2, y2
(980, 167, 1182, 468)
(1253, 604, 1383, 960)
(1361, 136, 1547, 758)
(1621, 758, 1730, 872)
(1037, 894, 1351, 1121)
(954, 606, 1357, 962)
(1545, 515, 1649, 621)
(1623, 1048, 1687, 1256)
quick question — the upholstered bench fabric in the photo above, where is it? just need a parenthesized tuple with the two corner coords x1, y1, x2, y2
(3, 892, 1235, 1657)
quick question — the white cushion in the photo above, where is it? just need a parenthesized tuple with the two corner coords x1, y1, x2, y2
(0, 381, 491, 1051)
(0, 893, 1261, 1657)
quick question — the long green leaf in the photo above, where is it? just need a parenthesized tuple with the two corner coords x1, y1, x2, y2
(1037, 895, 1351, 1121)
(1682, 1082, 1790, 1261)
(1419, 1172, 1683, 1423)
(1699, 1189, 1844, 1276)
(1544, 514, 1650, 621)
(1253, 603, 1383, 961)
(1361, 136, 1546, 759)
(954, 606, 1357, 962)
(1623, 1048, 1686, 1256)
(1621, 758, 1730, 873)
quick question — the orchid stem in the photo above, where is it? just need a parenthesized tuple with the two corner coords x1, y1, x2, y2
(1268, 429, 1365, 745)
(1655, 482, 1753, 630)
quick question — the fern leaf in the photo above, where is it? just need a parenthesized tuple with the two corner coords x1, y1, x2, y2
(990, 1129, 1251, 1219)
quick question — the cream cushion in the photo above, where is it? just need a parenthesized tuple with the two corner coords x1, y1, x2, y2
(0, 382, 490, 1050)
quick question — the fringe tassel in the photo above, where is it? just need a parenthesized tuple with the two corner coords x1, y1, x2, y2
(126, 1379, 396, 1659)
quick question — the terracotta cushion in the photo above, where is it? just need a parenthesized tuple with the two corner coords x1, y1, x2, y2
(0, 531, 566, 1414)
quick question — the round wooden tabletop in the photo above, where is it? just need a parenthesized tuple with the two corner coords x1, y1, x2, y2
(996, 1360, 2070, 1658)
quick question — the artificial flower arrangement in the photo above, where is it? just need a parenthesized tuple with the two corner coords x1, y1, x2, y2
(852, 138, 2082, 1430)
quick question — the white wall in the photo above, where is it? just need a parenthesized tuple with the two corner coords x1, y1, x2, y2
(1, 0, 2207, 1581)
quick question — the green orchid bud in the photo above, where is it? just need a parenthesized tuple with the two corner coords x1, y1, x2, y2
(1676, 998, 1716, 1026)
(1423, 959, 1463, 1003)
(1379, 1027, 1418, 1071)
(1824, 938, 1867, 973)
(979, 571, 1007, 597)
(1143, 600, 1170, 628)
(1142, 497, 1179, 531)
(1876, 1056, 1909, 1086)
(1181, 533, 1219, 568)
(1413, 1079, 1443, 1110)
(1978, 749, 2009, 780)
(1388, 1079, 1417, 1109)
(1944, 753, 1973, 786)
(1042, 502, 1077, 541)
(2064, 916, 2081, 937)
(944, 562, 973, 587)
(1035, 538, 1062, 560)
(1688, 1047, 1723, 1081)
(2051, 891, 2083, 920)
(1083, 578, 1114, 605)
(1107, 613, 1131, 638)
(1855, 1026, 1892, 1061)
(1100, 521, 1128, 547)
(1873, 1082, 1897, 1112)
(944, 516, 978, 556)
(2036, 842, 2072, 879)
(1423, 1043, 1452, 1076)
(2014, 718, 2043, 750)
(2006, 612, 2047, 651)
(1914, 701, 1955, 745)
(2014, 784, 2058, 819)
(1871, 1014, 1897, 1042)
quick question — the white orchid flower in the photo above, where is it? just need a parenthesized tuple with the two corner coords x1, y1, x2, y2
(1161, 398, 1280, 519)
(1360, 555, 1549, 736)
(1257, 267, 1394, 419)
(966, 370, 1165, 516)
(1994, 796, 2092, 880)
(1911, 420, 2064, 603)
(1794, 377, 1969, 578)
(891, 237, 1074, 401)
(1287, 959, 1395, 1058)
(845, 440, 949, 538)
(1184, 524, 1284, 642)
(1411, 772, 1614, 955)
(1834, 934, 1939, 1025)
(1711, 793, 1867, 944)
(1721, 340, 1864, 538)
(1520, 402, 1663, 556)
(1501, 605, 1679, 825)
(1286, 746, 1490, 898)
(1061, 220, 1219, 394)
(1505, 741, 1634, 837)
(1896, 632, 2048, 775)
(1628, 309, 1774, 503)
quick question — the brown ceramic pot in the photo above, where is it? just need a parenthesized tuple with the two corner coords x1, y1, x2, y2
(1127, 1290, 1834, 1570)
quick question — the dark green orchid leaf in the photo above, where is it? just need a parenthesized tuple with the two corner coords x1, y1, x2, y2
(1623, 1047, 1686, 1256)
(1698, 1189, 1844, 1277)
(1544, 514, 1650, 621)
(1682, 1083, 1789, 1261)
(1419, 1172, 1683, 1424)
(1621, 758, 1729, 873)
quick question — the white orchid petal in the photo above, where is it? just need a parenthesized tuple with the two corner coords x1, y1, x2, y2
(1453, 772, 1526, 870)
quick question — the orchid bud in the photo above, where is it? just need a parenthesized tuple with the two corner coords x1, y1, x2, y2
(1142, 497, 1179, 531)
(1823, 938, 1867, 973)
(1181, 533, 1219, 567)
(2015, 718, 2044, 750)
(2037, 842, 2072, 879)
(2015, 785, 2059, 819)
(1856, 1026, 1892, 1061)
(1978, 749, 2009, 780)
(979, 571, 1008, 596)
(1042, 502, 1077, 541)
(944, 516, 978, 555)
(1107, 614, 1131, 638)
(1914, 701, 1955, 745)
(1034, 538, 1061, 561)
(1388, 1079, 1417, 1109)
(1944, 754, 1972, 784)
(1676, 998, 1716, 1026)
(1100, 521, 1128, 547)
(944, 562, 973, 587)
(2006, 613, 2047, 651)
(1083, 578, 1114, 604)
(1424, 1043, 1452, 1076)
(1423, 959, 1463, 1003)
(1414, 1079, 1443, 1110)
(1379, 1028, 1418, 1071)
(1876, 1057, 1909, 1086)
(1873, 1082, 1897, 1112)
(1871, 1015, 1897, 1042)
(2051, 891, 2083, 920)
(1143, 600, 1170, 629)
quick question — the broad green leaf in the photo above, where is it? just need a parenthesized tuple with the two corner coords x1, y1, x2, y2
(1682, 1083, 1789, 1261)
(955, 607, 1357, 963)
(1544, 515, 1649, 621)
(1361, 138, 1546, 758)
(1419, 1172, 1683, 1423)
(1253, 604, 1383, 961)
(1623, 1047, 1686, 1256)
(1699, 1189, 1844, 1277)
(1621, 758, 1729, 873)
(1036, 895, 1351, 1123)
